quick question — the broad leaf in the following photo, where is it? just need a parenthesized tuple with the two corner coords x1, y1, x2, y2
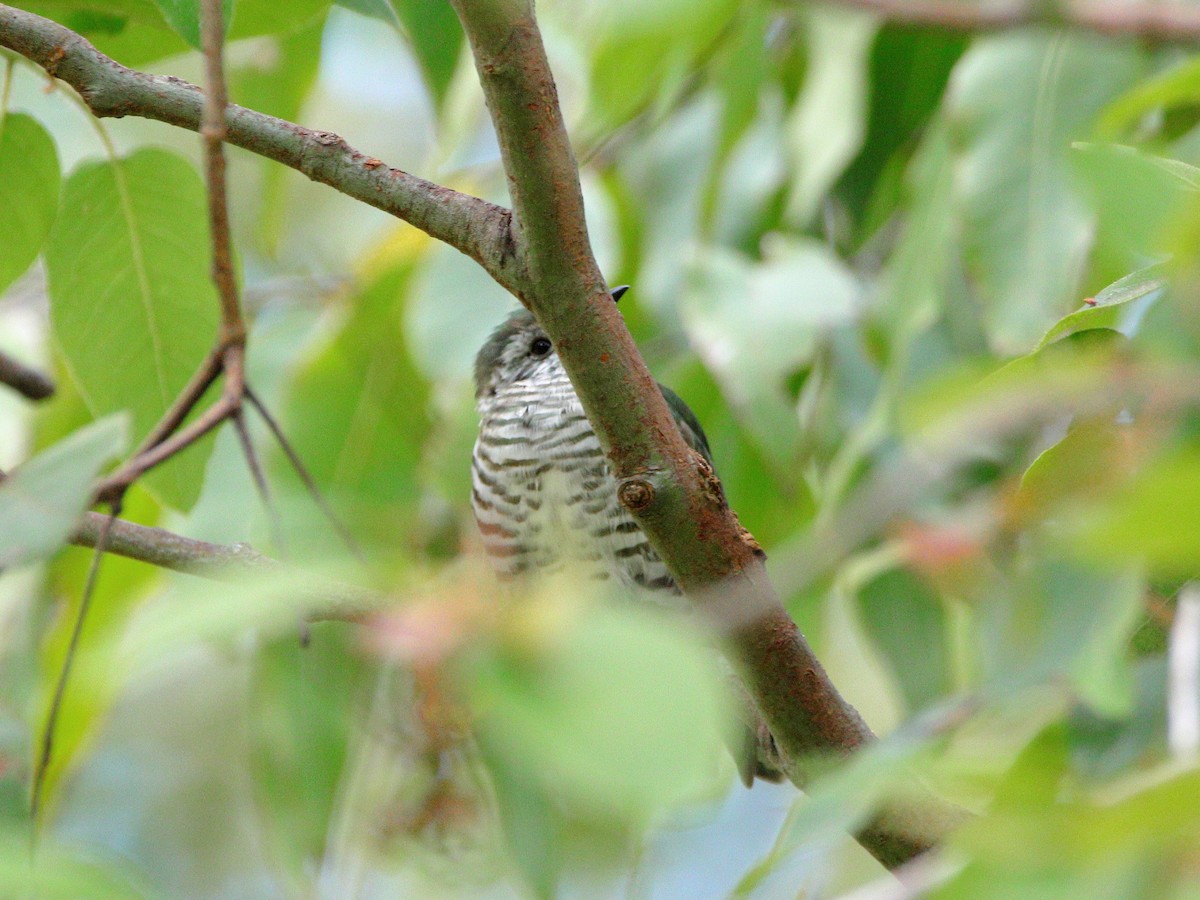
(680, 238, 860, 469)
(0, 114, 60, 296)
(44, 149, 221, 510)
(152, 0, 328, 46)
(782, 6, 876, 225)
(946, 33, 1142, 352)
(283, 258, 432, 555)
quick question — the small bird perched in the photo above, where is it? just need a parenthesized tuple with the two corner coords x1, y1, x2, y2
(471, 287, 782, 785)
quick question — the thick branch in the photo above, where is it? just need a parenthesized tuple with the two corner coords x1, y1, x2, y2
(69, 512, 377, 620)
(0, 4, 524, 295)
(821, 0, 1200, 39)
(449, 0, 949, 868)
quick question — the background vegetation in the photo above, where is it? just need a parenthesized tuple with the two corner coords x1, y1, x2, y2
(2, 0, 1200, 895)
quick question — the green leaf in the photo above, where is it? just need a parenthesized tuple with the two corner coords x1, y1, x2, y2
(44, 149, 221, 511)
(0, 416, 127, 568)
(586, 0, 739, 132)
(334, 0, 400, 26)
(231, 0, 331, 39)
(838, 27, 967, 233)
(0, 114, 60, 296)
(16, 0, 165, 30)
(150, 0, 228, 47)
(782, 6, 876, 225)
(680, 238, 860, 469)
(858, 568, 950, 712)
(248, 628, 364, 875)
(1096, 54, 1200, 141)
(391, 0, 464, 113)
(1031, 263, 1167, 353)
(0, 829, 148, 898)
(946, 33, 1143, 352)
(334, 0, 461, 111)
(1079, 448, 1200, 579)
(282, 259, 432, 555)
(230, 18, 324, 253)
(469, 600, 728, 823)
(152, 0, 328, 45)
(1071, 144, 1197, 281)
(22, 0, 196, 66)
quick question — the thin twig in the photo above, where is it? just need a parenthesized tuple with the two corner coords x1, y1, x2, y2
(199, 0, 245, 346)
(131, 346, 223, 456)
(94, 393, 238, 503)
(0, 349, 54, 401)
(245, 385, 364, 562)
(31, 500, 120, 825)
(231, 408, 286, 555)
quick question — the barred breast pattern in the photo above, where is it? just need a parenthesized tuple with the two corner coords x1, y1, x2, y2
(471, 366, 677, 594)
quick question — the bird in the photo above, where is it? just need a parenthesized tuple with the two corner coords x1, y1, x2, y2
(470, 286, 782, 785)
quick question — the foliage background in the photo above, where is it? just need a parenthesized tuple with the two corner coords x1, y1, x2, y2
(2, 0, 1200, 895)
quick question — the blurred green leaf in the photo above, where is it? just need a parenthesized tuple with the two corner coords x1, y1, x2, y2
(0, 416, 126, 568)
(681, 238, 859, 469)
(782, 6, 876, 225)
(838, 26, 967, 236)
(89, 18, 191, 66)
(0, 829, 148, 898)
(282, 258, 432, 555)
(945, 764, 1200, 896)
(249, 627, 364, 875)
(230, 18, 324, 254)
(150, 0, 205, 45)
(947, 33, 1142, 352)
(1080, 448, 1200, 579)
(16, 0, 165, 31)
(0, 114, 59, 297)
(391, 0, 464, 113)
(1096, 55, 1200, 141)
(44, 149, 220, 511)
(231, 0, 331, 39)
(334, 0, 400, 26)
(858, 567, 950, 712)
(979, 558, 1140, 717)
(469, 599, 728, 822)
(586, 0, 739, 132)
(35, 485, 161, 826)
(1072, 144, 1195, 282)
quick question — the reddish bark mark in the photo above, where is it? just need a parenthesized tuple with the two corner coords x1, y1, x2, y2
(46, 44, 66, 76)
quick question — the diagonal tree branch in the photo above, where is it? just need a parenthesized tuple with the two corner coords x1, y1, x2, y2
(0, 4, 524, 295)
(449, 0, 958, 868)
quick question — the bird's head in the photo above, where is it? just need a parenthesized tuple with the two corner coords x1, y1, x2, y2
(473, 286, 628, 399)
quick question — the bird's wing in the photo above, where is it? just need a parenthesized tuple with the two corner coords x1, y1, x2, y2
(657, 383, 714, 467)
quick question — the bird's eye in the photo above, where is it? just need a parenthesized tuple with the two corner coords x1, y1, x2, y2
(530, 336, 552, 357)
